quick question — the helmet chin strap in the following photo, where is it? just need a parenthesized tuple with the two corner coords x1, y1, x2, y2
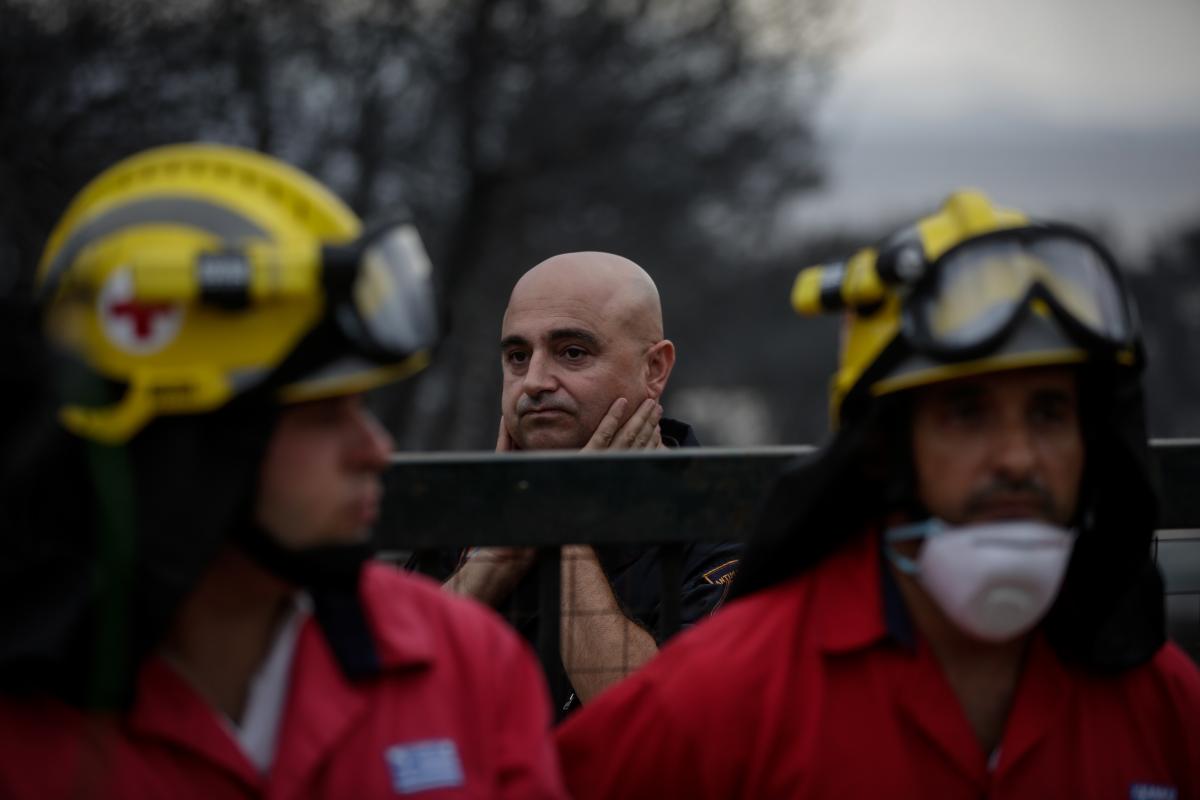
(233, 522, 381, 681)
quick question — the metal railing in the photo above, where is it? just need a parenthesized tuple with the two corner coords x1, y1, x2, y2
(379, 439, 1200, 699)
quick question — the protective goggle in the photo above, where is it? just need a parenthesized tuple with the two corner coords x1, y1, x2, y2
(187, 219, 442, 407)
(48, 214, 437, 366)
(40, 218, 438, 444)
(895, 226, 1139, 361)
(48, 217, 437, 366)
(314, 221, 438, 362)
(190, 219, 438, 365)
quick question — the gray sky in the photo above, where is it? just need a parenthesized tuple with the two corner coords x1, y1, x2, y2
(794, 0, 1200, 260)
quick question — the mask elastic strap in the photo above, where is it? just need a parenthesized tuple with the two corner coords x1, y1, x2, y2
(882, 518, 944, 576)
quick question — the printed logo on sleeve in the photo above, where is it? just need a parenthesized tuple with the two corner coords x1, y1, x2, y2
(1130, 783, 1177, 800)
(384, 739, 465, 794)
(702, 559, 739, 586)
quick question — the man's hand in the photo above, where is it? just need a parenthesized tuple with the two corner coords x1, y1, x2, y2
(444, 545, 536, 606)
(444, 417, 535, 604)
(583, 397, 663, 451)
(449, 404, 662, 606)
(566, 399, 665, 701)
(496, 415, 520, 451)
(560, 544, 658, 705)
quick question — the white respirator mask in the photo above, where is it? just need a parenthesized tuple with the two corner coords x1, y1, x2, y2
(884, 518, 1077, 643)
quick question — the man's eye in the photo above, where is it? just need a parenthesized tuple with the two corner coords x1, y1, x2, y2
(295, 396, 353, 426)
(1030, 400, 1070, 426)
(562, 346, 588, 361)
(505, 351, 529, 365)
(943, 397, 983, 424)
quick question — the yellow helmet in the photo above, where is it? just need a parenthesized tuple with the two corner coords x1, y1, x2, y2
(791, 190, 1141, 426)
(37, 143, 438, 443)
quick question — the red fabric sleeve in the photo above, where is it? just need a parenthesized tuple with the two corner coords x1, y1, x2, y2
(556, 664, 717, 800)
(1155, 643, 1200, 797)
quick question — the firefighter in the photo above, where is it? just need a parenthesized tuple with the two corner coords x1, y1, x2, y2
(0, 143, 566, 799)
(557, 190, 1200, 798)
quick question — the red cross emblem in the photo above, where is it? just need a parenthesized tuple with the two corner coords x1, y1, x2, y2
(98, 267, 184, 354)
(107, 299, 177, 340)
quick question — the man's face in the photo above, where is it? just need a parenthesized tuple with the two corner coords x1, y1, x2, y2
(910, 366, 1084, 527)
(255, 394, 394, 549)
(501, 293, 649, 450)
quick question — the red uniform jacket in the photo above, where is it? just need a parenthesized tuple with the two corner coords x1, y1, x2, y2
(557, 531, 1200, 799)
(0, 564, 567, 799)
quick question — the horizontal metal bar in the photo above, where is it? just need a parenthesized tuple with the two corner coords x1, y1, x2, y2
(1152, 439, 1200, 530)
(376, 441, 1200, 550)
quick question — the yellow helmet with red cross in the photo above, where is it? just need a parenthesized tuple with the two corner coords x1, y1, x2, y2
(790, 190, 1142, 426)
(37, 143, 438, 443)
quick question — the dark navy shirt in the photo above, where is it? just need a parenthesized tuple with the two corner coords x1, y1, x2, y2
(523, 418, 741, 715)
(407, 418, 742, 716)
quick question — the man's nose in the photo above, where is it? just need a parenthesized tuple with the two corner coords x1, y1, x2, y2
(522, 352, 558, 396)
(348, 405, 395, 471)
(991, 418, 1038, 479)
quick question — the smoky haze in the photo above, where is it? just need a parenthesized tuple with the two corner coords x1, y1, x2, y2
(796, 0, 1200, 261)
(1, 0, 1198, 449)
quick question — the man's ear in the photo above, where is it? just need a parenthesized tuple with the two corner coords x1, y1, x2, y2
(644, 339, 676, 398)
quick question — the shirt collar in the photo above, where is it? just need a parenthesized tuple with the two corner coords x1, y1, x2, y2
(816, 527, 916, 653)
(357, 564, 438, 670)
(659, 417, 698, 448)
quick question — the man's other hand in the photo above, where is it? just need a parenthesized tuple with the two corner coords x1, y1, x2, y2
(583, 397, 663, 451)
(496, 415, 520, 452)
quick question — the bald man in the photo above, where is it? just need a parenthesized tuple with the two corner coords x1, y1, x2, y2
(499, 252, 673, 452)
(446, 252, 741, 715)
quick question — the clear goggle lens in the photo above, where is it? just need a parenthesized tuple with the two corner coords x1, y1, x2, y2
(340, 223, 437, 358)
(915, 233, 1130, 350)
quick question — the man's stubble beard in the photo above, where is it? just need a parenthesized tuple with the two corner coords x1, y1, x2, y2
(515, 417, 589, 451)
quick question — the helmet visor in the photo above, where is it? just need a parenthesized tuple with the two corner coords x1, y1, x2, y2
(331, 223, 438, 360)
(907, 228, 1133, 357)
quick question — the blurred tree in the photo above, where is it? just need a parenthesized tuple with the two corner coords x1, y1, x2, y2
(1, 0, 255, 437)
(0, 0, 848, 448)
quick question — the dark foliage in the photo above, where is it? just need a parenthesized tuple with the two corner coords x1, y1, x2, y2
(1, 0, 848, 448)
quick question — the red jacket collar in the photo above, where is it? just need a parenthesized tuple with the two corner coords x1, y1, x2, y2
(816, 528, 896, 653)
(357, 563, 438, 670)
